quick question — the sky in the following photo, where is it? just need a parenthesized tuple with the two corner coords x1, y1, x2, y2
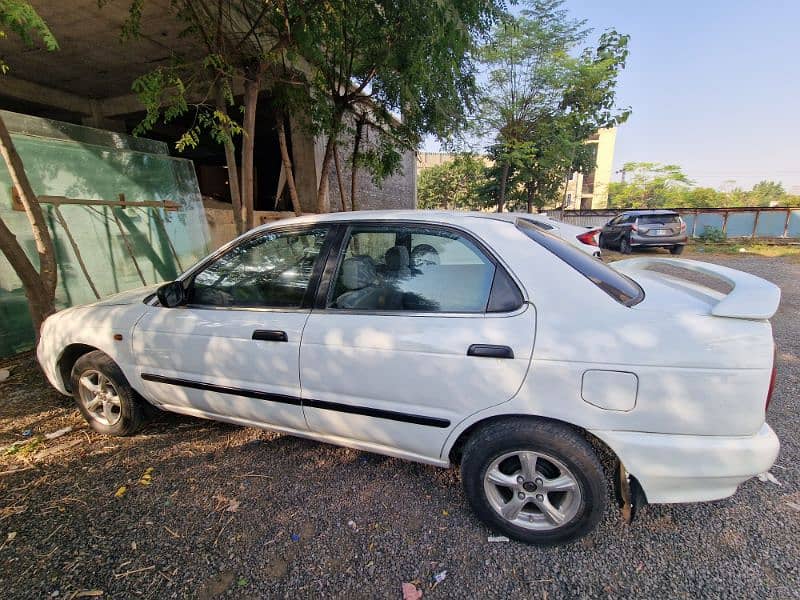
(424, 0, 800, 192)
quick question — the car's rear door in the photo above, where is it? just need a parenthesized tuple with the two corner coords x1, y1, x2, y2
(298, 222, 536, 462)
(132, 225, 332, 431)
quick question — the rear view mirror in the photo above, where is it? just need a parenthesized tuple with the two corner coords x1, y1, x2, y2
(156, 281, 187, 308)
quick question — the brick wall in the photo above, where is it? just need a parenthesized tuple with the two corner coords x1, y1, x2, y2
(326, 128, 417, 212)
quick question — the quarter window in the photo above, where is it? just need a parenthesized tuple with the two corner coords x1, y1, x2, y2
(328, 225, 497, 313)
(189, 228, 329, 308)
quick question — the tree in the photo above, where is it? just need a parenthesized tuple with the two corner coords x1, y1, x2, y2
(0, 1, 59, 335)
(121, 0, 313, 233)
(607, 162, 692, 208)
(474, 1, 629, 212)
(301, 0, 500, 212)
(417, 155, 491, 210)
(749, 180, 786, 206)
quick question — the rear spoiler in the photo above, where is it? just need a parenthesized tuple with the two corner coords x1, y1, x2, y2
(610, 257, 781, 320)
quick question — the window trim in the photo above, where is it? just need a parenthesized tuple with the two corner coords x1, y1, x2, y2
(313, 220, 526, 316)
(181, 224, 336, 311)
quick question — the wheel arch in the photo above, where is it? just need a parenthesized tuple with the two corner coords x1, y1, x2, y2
(446, 413, 618, 469)
(58, 344, 102, 392)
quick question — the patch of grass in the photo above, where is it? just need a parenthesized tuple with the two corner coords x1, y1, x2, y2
(690, 242, 800, 258)
(4, 437, 41, 457)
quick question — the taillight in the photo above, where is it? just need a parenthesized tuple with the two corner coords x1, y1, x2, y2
(680, 220, 687, 233)
(766, 346, 777, 413)
(576, 229, 599, 247)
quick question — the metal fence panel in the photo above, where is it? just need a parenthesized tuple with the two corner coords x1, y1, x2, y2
(559, 207, 800, 240)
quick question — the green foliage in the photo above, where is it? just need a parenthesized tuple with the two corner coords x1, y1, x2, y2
(608, 163, 800, 208)
(417, 154, 491, 210)
(474, 0, 630, 209)
(0, 0, 58, 73)
(302, 0, 501, 184)
(697, 226, 726, 243)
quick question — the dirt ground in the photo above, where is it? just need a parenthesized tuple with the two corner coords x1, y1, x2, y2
(1, 250, 798, 599)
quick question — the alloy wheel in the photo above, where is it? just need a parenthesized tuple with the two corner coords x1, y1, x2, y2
(483, 450, 582, 531)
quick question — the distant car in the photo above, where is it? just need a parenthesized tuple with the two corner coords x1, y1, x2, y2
(38, 210, 780, 545)
(599, 210, 687, 255)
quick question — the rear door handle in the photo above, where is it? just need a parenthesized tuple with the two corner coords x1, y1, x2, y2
(467, 344, 514, 359)
(252, 330, 288, 342)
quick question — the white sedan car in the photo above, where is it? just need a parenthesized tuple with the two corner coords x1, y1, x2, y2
(37, 210, 780, 545)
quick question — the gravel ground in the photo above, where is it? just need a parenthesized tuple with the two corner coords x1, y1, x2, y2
(0, 250, 798, 599)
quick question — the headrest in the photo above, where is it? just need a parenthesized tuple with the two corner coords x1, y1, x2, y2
(385, 246, 410, 271)
(341, 255, 376, 290)
(411, 243, 440, 267)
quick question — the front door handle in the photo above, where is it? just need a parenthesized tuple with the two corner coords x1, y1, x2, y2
(252, 330, 288, 342)
(467, 344, 514, 359)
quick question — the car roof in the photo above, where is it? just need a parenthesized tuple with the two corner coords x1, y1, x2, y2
(254, 209, 528, 232)
(621, 209, 680, 215)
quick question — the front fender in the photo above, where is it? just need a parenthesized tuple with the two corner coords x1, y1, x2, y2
(37, 303, 151, 395)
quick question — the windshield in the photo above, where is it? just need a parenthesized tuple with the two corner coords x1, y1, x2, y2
(516, 220, 644, 306)
(637, 214, 680, 224)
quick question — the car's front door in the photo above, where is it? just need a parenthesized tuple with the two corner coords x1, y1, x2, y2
(299, 222, 536, 462)
(132, 225, 332, 431)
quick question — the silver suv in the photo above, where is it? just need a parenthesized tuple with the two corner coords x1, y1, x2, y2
(599, 210, 687, 255)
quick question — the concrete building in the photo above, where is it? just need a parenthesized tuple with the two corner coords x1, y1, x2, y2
(0, 0, 416, 225)
(563, 127, 617, 209)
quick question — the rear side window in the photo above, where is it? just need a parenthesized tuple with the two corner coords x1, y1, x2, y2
(637, 214, 680, 224)
(517, 220, 643, 306)
(327, 224, 521, 313)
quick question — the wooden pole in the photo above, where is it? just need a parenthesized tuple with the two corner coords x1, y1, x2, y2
(52, 205, 101, 300)
(112, 195, 146, 286)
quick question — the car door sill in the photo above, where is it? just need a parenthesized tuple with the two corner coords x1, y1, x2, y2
(156, 402, 451, 468)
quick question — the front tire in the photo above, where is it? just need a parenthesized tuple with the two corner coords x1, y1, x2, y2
(70, 351, 146, 436)
(461, 419, 606, 546)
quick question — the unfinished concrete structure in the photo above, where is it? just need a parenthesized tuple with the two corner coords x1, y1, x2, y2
(0, 0, 416, 223)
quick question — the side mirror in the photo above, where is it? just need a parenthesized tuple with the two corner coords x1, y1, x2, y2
(156, 281, 187, 308)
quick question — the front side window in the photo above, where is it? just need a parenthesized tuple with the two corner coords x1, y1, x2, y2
(328, 225, 497, 313)
(189, 227, 329, 308)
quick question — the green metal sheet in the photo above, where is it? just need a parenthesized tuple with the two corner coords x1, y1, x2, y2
(0, 112, 210, 357)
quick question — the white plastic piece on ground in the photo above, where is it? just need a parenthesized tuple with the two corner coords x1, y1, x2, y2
(0, 369, 9, 383)
(44, 427, 73, 440)
(757, 472, 781, 486)
(488, 535, 510, 542)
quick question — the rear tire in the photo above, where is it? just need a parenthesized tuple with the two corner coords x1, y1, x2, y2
(70, 351, 146, 436)
(460, 419, 607, 546)
(620, 236, 632, 254)
(669, 244, 685, 255)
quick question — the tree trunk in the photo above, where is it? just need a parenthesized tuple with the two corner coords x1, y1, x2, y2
(350, 116, 365, 212)
(241, 74, 260, 230)
(215, 90, 244, 235)
(0, 217, 54, 335)
(316, 109, 345, 214)
(332, 142, 348, 211)
(526, 181, 533, 213)
(498, 162, 509, 213)
(275, 113, 302, 216)
(0, 114, 57, 335)
(316, 134, 336, 214)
